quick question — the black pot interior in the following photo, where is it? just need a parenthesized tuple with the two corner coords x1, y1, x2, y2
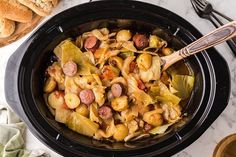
(13, 1, 223, 157)
(30, 19, 204, 148)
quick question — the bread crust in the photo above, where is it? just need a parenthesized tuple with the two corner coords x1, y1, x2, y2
(17, 0, 58, 17)
(0, 18, 15, 38)
(0, 0, 33, 23)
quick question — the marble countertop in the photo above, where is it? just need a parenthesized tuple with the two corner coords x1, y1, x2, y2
(0, 0, 236, 156)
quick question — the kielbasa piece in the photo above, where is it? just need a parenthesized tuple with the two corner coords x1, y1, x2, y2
(79, 89, 95, 105)
(98, 106, 113, 120)
(84, 36, 99, 51)
(137, 79, 146, 91)
(111, 83, 123, 98)
(133, 34, 149, 49)
(129, 61, 136, 73)
(144, 123, 153, 132)
(62, 61, 77, 77)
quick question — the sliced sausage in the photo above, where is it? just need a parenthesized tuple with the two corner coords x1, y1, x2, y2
(62, 61, 77, 77)
(111, 83, 123, 98)
(144, 123, 153, 132)
(84, 36, 99, 52)
(98, 106, 113, 120)
(129, 61, 136, 73)
(137, 79, 146, 91)
(79, 89, 95, 105)
(133, 34, 149, 50)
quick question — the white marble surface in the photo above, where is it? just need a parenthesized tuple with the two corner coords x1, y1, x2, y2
(0, 0, 236, 156)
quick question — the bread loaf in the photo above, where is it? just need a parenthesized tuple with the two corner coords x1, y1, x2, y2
(17, 0, 58, 17)
(0, 18, 15, 38)
(0, 0, 33, 23)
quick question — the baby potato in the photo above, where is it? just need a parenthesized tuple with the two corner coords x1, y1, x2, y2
(149, 35, 165, 48)
(162, 47, 174, 56)
(109, 56, 124, 70)
(113, 124, 129, 141)
(43, 77, 57, 93)
(65, 93, 80, 109)
(48, 91, 65, 109)
(76, 104, 89, 117)
(111, 96, 128, 112)
(116, 30, 132, 42)
(143, 110, 163, 127)
(136, 53, 152, 71)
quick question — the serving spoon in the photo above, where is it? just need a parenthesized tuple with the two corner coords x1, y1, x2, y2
(161, 20, 236, 71)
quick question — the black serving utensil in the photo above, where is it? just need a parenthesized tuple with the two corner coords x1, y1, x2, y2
(191, 0, 236, 56)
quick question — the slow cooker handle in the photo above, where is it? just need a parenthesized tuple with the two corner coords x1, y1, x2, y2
(4, 42, 30, 121)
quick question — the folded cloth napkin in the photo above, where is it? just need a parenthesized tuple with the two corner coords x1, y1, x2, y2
(0, 105, 49, 157)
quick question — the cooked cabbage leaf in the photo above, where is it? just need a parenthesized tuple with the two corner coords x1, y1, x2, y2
(170, 75, 195, 100)
(139, 56, 161, 82)
(67, 112, 99, 137)
(127, 74, 154, 106)
(149, 81, 181, 105)
(54, 40, 97, 75)
(149, 123, 173, 135)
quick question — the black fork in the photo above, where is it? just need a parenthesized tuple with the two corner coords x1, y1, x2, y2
(191, 0, 236, 56)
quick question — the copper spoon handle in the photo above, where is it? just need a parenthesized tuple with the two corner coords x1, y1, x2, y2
(161, 20, 236, 71)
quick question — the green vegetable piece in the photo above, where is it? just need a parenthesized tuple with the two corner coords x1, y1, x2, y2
(54, 39, 97, 75)
(149, 123, 173, 135)
(171, 75, 195, 100)
(119, 51, 134, 59)
(149, 81, 181, 105)
(67, 112, 99, 137)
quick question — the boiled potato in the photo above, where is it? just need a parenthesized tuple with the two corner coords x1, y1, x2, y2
(65, 77, 81, 95)
(65, 93, 80, 109)
(55, 108, 72, 124)
(162, 47, 173, 56)
(143, 109, 163, 127)
(48, 91, 65, 109)
(113, 124, 129, 141)
(43, 77, 57, 93)
(111, 96, 128, 112)
(109, 56, 124, 70)
(137, 53, 152, 71)
(116, 30, 132, 42)
(76, 104, 89, 117)
(149, 35, 166, 48)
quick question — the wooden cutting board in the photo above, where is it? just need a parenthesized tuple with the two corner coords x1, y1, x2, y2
(0, 14, 43, 47)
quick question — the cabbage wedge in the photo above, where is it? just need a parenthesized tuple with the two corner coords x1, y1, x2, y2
(170, 75, 195, 100)
(54, 40, 97, 75)
(67, 112, 99, 137)
(149, 81, 181, 105)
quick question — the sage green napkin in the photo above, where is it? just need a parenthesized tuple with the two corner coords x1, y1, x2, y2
(0, 105, 49, 157)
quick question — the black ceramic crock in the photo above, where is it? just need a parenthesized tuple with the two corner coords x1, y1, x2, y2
(4, 1, 230, 157)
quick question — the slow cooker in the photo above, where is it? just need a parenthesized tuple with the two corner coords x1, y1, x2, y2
(5, 1, 230, 156)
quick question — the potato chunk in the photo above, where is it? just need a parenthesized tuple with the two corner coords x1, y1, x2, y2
(48, 91, 65, 109)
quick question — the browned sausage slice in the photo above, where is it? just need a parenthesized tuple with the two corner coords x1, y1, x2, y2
(129, 61, 136, 73)
(144, 123, 153, 132)
(84, 36, 99, 52)
(79, 89, 95, 105)
(111, 83, 123, 98)
(133, 34, 149, 49)
(62, 61, 77, 77)
(98, 106, 113, 120)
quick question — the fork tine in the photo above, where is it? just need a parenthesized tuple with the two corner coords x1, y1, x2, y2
(199, 0, 208, 5)
(190, 0, 202, 13)
(193, 0, 205, 9)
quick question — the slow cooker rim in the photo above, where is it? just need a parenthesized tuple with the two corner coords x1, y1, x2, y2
(8, 0, 229, 156)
